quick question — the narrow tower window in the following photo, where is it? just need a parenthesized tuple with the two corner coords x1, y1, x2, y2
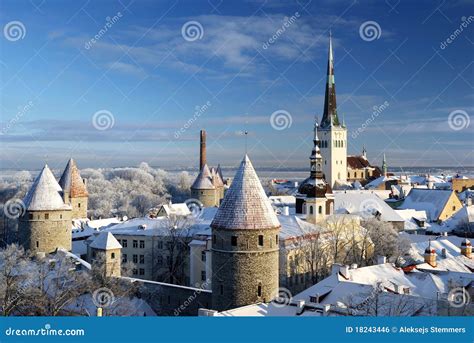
(231, 236, 237, 246)
(257, 283, 262, 297)
(258, 235, 264, 246)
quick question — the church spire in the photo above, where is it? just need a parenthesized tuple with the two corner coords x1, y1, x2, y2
(320, 32, 340, 128)
(382, 153, 388, 176)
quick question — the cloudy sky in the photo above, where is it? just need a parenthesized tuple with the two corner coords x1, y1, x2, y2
(0, 0, 473, 171)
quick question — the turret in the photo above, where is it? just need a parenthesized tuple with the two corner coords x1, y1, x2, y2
(211, 155, 280, 311)
(89, 232, 122, 278)
(19, 165, 72, 254)
(59, 158, 88, 219)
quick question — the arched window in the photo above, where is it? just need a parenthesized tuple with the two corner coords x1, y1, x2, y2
(309, 206, 314, 215)
(318, 206, 323, 214)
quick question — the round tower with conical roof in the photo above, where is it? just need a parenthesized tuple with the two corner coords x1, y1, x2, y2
(191, 164, 219, 207)
(211, 155, 281, 311)
(59, 158, 88, 219)
(19, 165, 72, 254)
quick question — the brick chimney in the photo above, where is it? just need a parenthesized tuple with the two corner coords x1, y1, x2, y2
(424, 242, 437, 267)
(200, 130, 206, 171)
(461, 238, 472, 258)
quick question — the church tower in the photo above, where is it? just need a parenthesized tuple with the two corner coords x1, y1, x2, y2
(318, 33, 347, 188)
(296, 119, 334, 223)
(19, 165, 72, 254)
(59, 158, 88, 219)
(211, 155, 280, 311)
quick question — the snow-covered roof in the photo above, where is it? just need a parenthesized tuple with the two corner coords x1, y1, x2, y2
(160, 203, 191, 217)
(365, 175, 398, 189)
(399, 189, 457, 221)
(58, 158, 88, 198)
(89, 232, 122, 250)
(211, 155, 280, 230)
(334, 192, 404, 222)
(23, 165, 71, 211)
(72, 218, 122, 239)
(191, 164, 215, 190)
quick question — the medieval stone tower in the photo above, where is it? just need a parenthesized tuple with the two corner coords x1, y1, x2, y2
(318, 33, 347, 188)
(19, 165, 72, 254)
(191, 130, 224, 207)
(211, 155, 281, 311)
(59, 158, 89, 219)
(88, 232, 122, 278)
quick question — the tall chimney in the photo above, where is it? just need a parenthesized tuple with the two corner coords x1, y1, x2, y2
(200, 130, 207, 171)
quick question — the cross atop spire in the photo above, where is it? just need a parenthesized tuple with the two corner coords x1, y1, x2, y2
(320, 33, 341, 129)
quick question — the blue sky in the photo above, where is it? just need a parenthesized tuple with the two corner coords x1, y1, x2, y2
(0, 0, 473, 171)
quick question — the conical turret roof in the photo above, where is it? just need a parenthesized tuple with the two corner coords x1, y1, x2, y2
(59, 158, 88, 198)
(211, 155, 280, 230)
(191, 164, 215, 190)
(23, 165, 71, 211)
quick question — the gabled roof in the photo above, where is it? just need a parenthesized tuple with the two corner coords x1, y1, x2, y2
(23, 165, 71, 211)
(399, 189, 457, 221)
(89, 232, 122, 250)
(211, 155, 280, 230)
(347, 156, 372, 169)
(191, 164, 215, 190)
(59, 158, 88, 198)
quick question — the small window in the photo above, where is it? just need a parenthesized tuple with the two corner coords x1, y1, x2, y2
(45, 213, 49, 220)
(220, 285, 224, 295)
(201, 251, 206, 262)
(139, 240, 145, 248)
(157, 241, 163, 249)
(201, 270, 206, 281)
(452, 206, 456, 211)
(133, 255, 138, 263)
(257, 284, 262, 297)
(157, 255, 163, 266)
(276, 235, 279, 244)
(60, 214, 62, 219)
(231, 236, 237, 246)
(133, 240, 138, 248)
(139, 255, 144, 264)
(111, 252, 115, 259)
(122, 239, 127, 248)
(258, 235, 264, 246)
(29, 213, 33, 220)
(36, 241, 39, 248)
(122, 254, 127, 263)
(139, 268, 145, 275)
(133, 269, 138, 275)
(78, 203, 81, 208)
(212, 235, 216, 244)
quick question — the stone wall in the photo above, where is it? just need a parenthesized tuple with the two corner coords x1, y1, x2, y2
(191, 188, 218, 207)
(19, 209, 72, 254)
(211, 227, 280, 311)
(132, 278, 212, 316)
(70, 196, 88, 219)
